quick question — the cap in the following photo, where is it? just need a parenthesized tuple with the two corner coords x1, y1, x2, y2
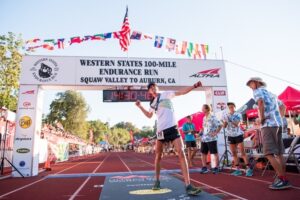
(246, 77, 266, 87)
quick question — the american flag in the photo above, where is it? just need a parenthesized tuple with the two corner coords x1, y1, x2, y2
(116, 7, 130, 51)
(57, 38, 65, 49)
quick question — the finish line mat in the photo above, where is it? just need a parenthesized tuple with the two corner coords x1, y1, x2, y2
(99, 174, 221, 200)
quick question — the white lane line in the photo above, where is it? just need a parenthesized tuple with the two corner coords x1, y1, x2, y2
(134, 156, 248, 200)
(117, 153, 132, 173)
(0, 168, 46, 181)
(0, 154, 103, 199)
(68, 153, 110, 200)
(0, 175, 11, 180)
(182, 175, 248, 200)
(219, 172, 300, 190)
(159, 158, 300, 190)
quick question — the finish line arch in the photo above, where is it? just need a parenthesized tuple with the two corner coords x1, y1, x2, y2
(13, 56, 228, 177)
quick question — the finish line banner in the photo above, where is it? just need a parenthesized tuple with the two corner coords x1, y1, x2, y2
(20, 56, 227, 87)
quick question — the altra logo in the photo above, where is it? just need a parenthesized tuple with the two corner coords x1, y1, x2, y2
(22, 90, 35, 95)
(190, 68, 221, 78)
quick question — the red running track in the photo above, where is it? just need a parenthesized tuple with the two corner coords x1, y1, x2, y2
(0, 152, 299, 200)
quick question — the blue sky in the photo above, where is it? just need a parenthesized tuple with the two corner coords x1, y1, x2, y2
(1, 0, 300, 128)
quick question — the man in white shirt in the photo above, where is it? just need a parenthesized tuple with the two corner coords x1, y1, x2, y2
(135, 81, 202, 196)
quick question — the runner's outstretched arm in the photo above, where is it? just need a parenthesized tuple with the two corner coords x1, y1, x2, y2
(175, 81, 202, 96)
(135, 100, 154, 118)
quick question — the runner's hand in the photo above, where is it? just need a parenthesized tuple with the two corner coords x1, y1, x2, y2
(135, 100, 141, 107)
(193, 81, 202, 88)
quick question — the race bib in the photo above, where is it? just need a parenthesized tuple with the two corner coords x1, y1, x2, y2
(156, 131, 164, 140)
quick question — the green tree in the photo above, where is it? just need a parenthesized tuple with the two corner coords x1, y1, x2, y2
(88, 120, 110, 143)
(46, 90, 90, 139)
(139, 126, 154, 138)
(108, 127, 130, 147)
(0, 32, 23, 110)
(113, 121, 139, 133)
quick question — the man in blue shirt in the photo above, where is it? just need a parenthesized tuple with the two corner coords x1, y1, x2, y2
(182, 115, 197, 167)
(247, 77, 291, 190)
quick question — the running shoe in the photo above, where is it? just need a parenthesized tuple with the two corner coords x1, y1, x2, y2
(186, 184, 202, 196)
(231, 169, 242, 176)
(199, 167, 209, 174)
(269, 180, 292, 190)
(269, 177, 280, 189)
(152, 180, 161, 190)
(245, 168, 253, 177)
(212, 167, 219, 174)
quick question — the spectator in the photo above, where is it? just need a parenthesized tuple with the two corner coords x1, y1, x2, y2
(222, 102, 253, 176)
(246, 77, 291, 190)
(182, 115, 197, 167)
(199, 104, 222, 174)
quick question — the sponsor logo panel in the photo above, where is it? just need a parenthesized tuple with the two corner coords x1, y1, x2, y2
(214, 90, 226, 96)
(30, 58, 59, 82)
(16, 148, 30, 153)
(19, 116, 32, 129)
(19, 101, 35, 110)
(216, 102, 226, 110)
(19, 161, 26, 167)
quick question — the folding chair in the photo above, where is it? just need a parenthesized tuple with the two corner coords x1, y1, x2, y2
(284, 136, 300, 173)
(243, 129, 272, 176)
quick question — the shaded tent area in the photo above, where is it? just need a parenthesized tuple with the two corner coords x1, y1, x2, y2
(136, 137, 149, 144)
(278, 86, 300, 113)
(236, 98, 258, 120)
(178, 112, 205, 139)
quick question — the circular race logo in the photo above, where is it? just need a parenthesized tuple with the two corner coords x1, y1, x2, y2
(19, 116, 32, 129)
(19, 161, 26, 167)
(30, 58, 59, 82)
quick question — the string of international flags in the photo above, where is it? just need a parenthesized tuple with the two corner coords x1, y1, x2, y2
(25, 7, 209, 59)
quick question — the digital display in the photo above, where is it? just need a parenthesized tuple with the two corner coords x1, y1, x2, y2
(103, 90, 152, 102)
